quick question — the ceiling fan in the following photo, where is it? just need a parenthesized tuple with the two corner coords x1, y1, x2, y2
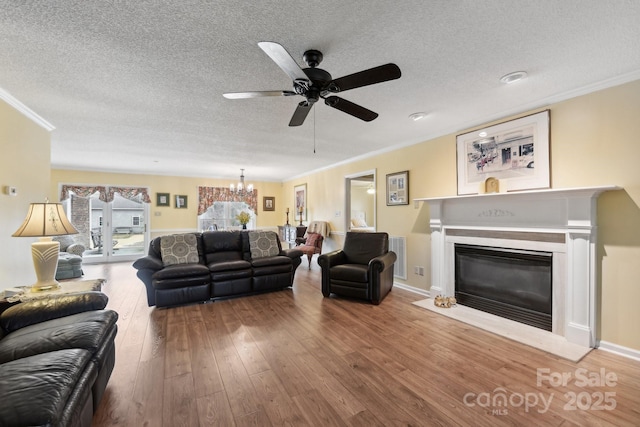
(223, 42, 401, 126)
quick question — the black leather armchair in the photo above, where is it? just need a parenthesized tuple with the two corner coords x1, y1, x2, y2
(318, 232, 397, 305)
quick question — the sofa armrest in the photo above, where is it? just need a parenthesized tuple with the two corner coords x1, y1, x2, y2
(281, 248, 303, 259)
(369, 251, 397, 272)
(317, 250, 347, 269)
(133, 255, 164, 272)
(0, 291, 109, 333)
(66, 243, 86, 256)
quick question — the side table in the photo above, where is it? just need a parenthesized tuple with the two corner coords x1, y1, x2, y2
(1, 278, 106, 304)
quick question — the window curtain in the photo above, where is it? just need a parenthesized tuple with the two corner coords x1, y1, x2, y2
(60, 185, 107, 202)
(198, 186, 258, 215)
(106, 186, 151, 203)
(60, 185, 151, 203)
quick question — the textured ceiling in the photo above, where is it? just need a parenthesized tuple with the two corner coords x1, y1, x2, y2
(2, 1, 640, 182)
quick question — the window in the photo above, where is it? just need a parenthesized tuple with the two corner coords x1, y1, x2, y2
(198, 201, 255, 231)
(132, 216, 141, 226)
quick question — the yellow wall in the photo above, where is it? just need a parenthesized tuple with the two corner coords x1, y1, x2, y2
(0, 99, 52, 288)
(283, 79, 640, 351)
(49, 170, 286, 237)
(1, 65, 636, 352)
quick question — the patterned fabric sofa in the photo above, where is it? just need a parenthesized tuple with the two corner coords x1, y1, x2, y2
(133, 230, 303, 308)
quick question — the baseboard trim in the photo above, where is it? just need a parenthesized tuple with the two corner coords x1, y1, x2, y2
(597, 340, 640, 362)
(394, 282, 430, 297)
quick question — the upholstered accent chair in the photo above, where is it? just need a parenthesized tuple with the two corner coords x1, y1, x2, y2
(53, 235, 85, 280)
(318, 232, 397, 305)
(298, 232, 323, 269)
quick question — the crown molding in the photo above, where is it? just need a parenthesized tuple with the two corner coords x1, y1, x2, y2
(0, 87, 55, 131)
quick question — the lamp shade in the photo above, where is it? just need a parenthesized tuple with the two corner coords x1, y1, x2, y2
(12, 202, 79, 237)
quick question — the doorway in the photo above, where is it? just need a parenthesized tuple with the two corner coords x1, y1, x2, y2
(345, 169, 376, 232)
(62, 188, 150, 264)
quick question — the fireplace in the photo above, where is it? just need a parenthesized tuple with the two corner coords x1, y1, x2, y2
(454, 244, 552, 331)
(416, 185, 619, 348)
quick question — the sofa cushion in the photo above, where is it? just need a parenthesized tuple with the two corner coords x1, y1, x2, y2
(0, 309, 118, 364)
(0, 291, 109, 333)
(330, 264, 369, 283)
(160, 234, 199, 266)
(0, 348, 95, 427)
(153, 263, 210, 281)
(248, 231, 280, 259)
(208, 260, 252, 272)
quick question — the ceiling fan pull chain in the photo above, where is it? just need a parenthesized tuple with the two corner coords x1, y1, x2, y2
(313, 107, 316, 154)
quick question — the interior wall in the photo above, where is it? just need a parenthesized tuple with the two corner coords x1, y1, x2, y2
(284, 78, 640, 351)
(0, 99, 52, 290)
(50, 170, 285, 238)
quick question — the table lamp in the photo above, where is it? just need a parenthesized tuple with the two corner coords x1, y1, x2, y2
(12, 202, 79, 292)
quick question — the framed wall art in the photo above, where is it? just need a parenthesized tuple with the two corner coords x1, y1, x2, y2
(294, 183, 307, 221)
(456, 110, 550, 195)
(263, 196, 275, 211)
(156, 192, 170, 207)
(386, 170, 409, 206)
(175, 195, 188, 209)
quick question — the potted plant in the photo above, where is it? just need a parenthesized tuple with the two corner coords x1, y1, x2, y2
(236, 211, 251, 229)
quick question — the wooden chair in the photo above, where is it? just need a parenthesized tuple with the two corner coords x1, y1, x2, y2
(298, 232, 323, 269)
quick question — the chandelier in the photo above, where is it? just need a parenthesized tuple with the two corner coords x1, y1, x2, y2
(230, 169, 253, 195)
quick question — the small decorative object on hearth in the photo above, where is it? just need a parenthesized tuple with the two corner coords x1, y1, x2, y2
(286, 207, 290, 225)
(434, 295, 457, 308)
(237, 211, 251, 229)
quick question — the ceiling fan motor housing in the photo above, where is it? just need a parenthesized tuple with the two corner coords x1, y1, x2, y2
(303, 49, 323, 68)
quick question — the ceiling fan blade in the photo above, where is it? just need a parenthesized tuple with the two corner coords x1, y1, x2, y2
(223, 90, 296, 99)
(330, 63, 401, 92)
(258, 41, 308, 82)
(324, 96, 378, 122)
(289, 101, 313, 127)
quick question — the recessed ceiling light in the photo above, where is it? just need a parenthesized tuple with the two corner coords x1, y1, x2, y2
(500, 71, 528, 84)
(478, 131, 487, 137)
(408, 112, 428, 121)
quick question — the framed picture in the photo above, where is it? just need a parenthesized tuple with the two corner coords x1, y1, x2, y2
(263, 196, 275, 211)
(386, 171, 409, 206)
(294, 183, 307, 221)
(175, 195, 188, 209)
(456, 110, 550, 195)
(156, 192, 170, 207)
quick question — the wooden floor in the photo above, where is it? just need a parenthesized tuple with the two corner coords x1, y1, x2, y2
(89, 261, 640, 426)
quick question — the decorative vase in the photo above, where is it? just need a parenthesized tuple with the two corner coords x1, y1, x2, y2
(242, 224, 247, 229)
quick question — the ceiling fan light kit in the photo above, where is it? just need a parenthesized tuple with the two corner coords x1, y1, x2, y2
(223, 42, 401, 127)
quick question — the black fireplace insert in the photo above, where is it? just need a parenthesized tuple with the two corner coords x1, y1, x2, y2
(455, 244, 552, 331)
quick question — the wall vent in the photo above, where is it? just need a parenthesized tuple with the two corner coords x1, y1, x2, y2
(389, 236, 407, 280)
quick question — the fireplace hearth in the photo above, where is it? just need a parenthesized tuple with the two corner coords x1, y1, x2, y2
(454, 244, 552, 331)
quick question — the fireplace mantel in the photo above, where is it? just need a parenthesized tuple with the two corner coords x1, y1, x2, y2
(415, 186, 620, 348)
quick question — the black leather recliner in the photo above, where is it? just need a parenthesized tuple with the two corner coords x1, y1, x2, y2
(318, 232, 397, 305)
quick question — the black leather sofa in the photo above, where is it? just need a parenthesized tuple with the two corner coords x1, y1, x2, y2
(133, 231, 303, 308)
(0, 292, 118, 426)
